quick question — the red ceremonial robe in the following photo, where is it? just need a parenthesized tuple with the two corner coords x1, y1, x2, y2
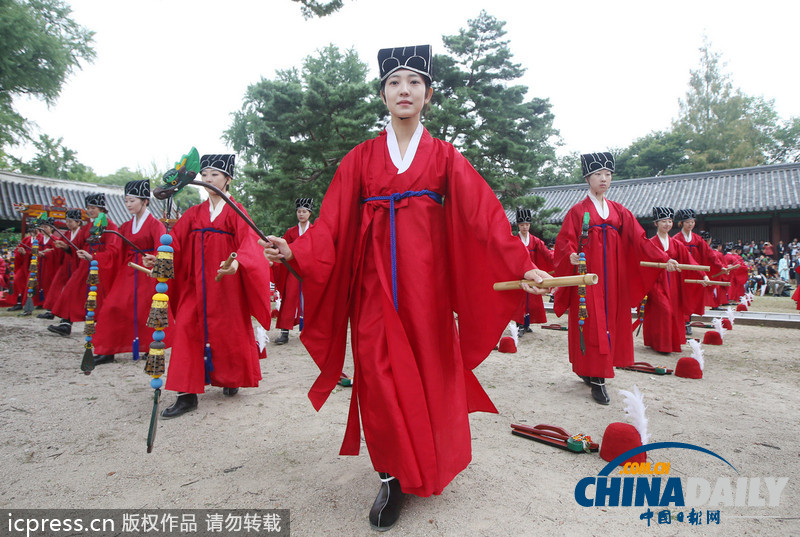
(42, 228, 81, 311)
(51, 219, 119, 322)
(707, 249, 728, 307)
(37, 234, 58, 302)
(287, 128, 534, 497)
(724, 252, 747, 303)
(553, 197, 668, 378)
(0, 239, 30, 306)
(792, 285, 800, 310)
(642, 235, 704, 353)
(93, 214, 172, 356)
(273, 223, 310, 330)
(512, 233, 554, 325)
(675, 231, 722, 317)
(165, 198, 271, 393)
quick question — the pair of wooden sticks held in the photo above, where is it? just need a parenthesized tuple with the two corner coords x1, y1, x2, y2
(128, 252, 237, 282)
(640, 261, 731, 286)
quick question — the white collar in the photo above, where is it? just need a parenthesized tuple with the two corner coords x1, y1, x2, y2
(682, 230, 693, 242)
(386, 122, 424, 174)
(658, 233, 670, 251)
(519, 232, 530, 246)
(131, 211, 150, 234)
(587, 190, 609, 219)
(298, 221, 310, 236)
(209, 194, 230, 223)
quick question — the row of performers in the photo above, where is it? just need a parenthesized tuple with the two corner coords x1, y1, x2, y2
(0, 44, 778, 533)
(4, 156, 272, 419)
(2, 152, 752, 531)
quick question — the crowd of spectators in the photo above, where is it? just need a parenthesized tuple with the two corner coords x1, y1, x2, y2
(741, 238, 800, 296)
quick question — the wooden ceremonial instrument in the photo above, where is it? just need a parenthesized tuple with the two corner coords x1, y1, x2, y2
(215, 252, 237, 282)
(493, 273, 598, 291)
(128, 261, 153, 276)
(640, 261, 711, 271)
(685, 279, 731, 286)
(712, 264, 740, 278)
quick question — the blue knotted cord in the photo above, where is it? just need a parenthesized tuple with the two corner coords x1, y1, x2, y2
(192, 227, 233, 383)
(361, 190, 443, 310)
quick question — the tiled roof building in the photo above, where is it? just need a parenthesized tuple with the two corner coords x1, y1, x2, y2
(508, 163, 800, 244)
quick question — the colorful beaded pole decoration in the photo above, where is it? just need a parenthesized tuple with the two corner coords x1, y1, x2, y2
(81, 259, 99, 374)
(144, 233, 174, 453)
(22, 238, 39, 315)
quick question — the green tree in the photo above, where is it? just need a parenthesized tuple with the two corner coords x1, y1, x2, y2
(226, 45, 383, 233)
(0, 0, 95, 148)
(12, 134, 96, 181)
(426, 11, 558, 204)
(674, 38, 785, 171)
(291, 0, 344, 18)
(614, 131, 688, 179)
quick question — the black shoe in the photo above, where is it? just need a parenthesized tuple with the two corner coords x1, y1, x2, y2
(93, 354, 115, 366)
(161, 394, 198, 419)
(7, 303, 22, 312)
(223, 387, 239, 396)
(36, 311, 54, 320)
(578, 375, 592, 386)
(47, 323, 72, 336)
(590, 378, 610, 405)
(369, 473, 405, 531)
(274, 330, 289, 345)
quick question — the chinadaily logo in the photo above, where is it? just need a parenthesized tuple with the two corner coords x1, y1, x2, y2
(573, 442, 788, 526)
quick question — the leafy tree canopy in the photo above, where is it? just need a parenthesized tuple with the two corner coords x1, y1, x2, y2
(0, 0, 95, 148)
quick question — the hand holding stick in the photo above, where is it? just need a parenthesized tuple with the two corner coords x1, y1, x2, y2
(494, 273, 598, 291)
(712, 264, 740, 278)
(128, 261, 153, 276)
(215, 252, 237, 282)
(640, 261, 711, 272)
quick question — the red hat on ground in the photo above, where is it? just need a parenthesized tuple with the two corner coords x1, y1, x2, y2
(498, 336, 516, 353)
(600, 423, 646, 465)
(721, 318, 733, 330)
(675, 339, 704, 379)
(736, 304, 748, 311)
(703, 331, 723, 345)
(675, 357, 703, 379)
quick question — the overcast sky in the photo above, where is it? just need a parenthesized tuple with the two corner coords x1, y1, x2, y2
(13, 0, 800, 176)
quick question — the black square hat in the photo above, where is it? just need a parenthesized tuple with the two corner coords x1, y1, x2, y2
(295, 198, 314, 211)
(580, 152, 615, 177)
(378, 45, 433, 83)
(65, 209, 83, 221)
(200, 154, 236, 178)
(516, 208, 533, 223)
(675, 208, 697, 222)
(85, 193, 107, 209)
(125, 179, 150, 199)
(652, 206, 674, 222)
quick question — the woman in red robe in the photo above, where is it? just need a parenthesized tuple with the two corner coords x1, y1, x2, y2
(48, 194, 119, 337)
(41, 210, 83, 315)
(272, 198, 313, 345)
(674, 211, 724, 334)
(554, 153, 679, 405)
(642, 207, 707, 353)
(4, 233, 33, 310)
(92, 180, 172, 365)
(261, 45, 550, 531)
(160, 154, 271, 419)
(512, 208, 554, 333)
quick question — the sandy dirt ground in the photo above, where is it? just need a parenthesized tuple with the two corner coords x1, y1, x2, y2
(0, 296, 798, 536)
